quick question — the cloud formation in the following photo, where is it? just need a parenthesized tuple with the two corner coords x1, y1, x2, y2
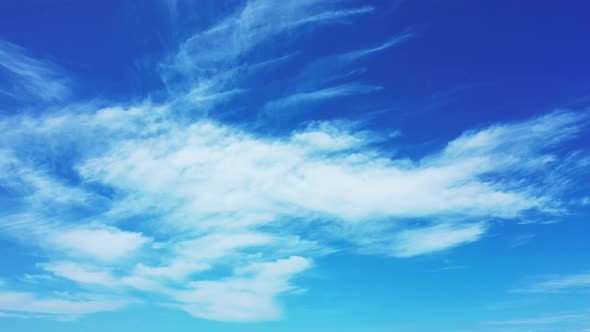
(0, 41, 69, 103)
(0, 0, 589, 323)
(1, 101, 586, 320)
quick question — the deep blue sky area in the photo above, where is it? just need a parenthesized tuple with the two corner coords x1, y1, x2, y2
(0, 1, 589, 332)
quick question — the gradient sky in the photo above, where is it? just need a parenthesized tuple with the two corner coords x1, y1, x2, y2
(1, 1, 590, 331)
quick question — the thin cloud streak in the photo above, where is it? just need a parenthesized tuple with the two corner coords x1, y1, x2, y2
(517, 272, 590, 293)
(262, 83, 383, 117)
(0, 41, 70, 103)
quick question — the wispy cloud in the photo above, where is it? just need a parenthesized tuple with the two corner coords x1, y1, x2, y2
(255, 33, 413, 121)
(262, 83, 383, 117)
(485, 311, 589, 326)
(480, 309, 590, 332)
(0, 291, 129, 319)
(509, 233, 536, 248)
(40, 261, 117, 286)
(0, 41, 69, 103)
(160, 0, 374, 94)
(341, 32, 415, 61)
(517, 271, 590, 293)
(158, 1, 410, 125)
(289, 6, 375, 27)
(390, 223, 486, 257)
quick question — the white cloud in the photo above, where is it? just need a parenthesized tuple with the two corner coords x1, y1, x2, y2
(172, 256, 311, 321)
(438, 110, 584, 163)
(78, 111, 581, 228)
(390, 223, 486, 257)
(0, 40, 69, 102)
(40, 261, 117, 286)
(0, 95, 587, 322)
(485, 312, 588, 326)
(0, 291, 129, 317)
(0, 0, 588, 323)
(0, 311, 76, 321)
(128, 231, 275, 282)
(47, 226, 150, 262)
(0, 150, 91, 210)
(518, 272, 590, 293)
(341, 33, 415, 61)
(291, 121, 369, 151)
(0, 215, 149, 264)
(165, 0, 373, 73)
(160, 0, 375, 102)
(257, 33, 414, 117)
(262, 83, 383, 116)
(289, 6, 374, 27)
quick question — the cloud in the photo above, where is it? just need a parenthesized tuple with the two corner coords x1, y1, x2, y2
(255, 32, 413, 119)
(341, 32, 415, 61)
(1, 107, 588, 319)
(172, 256, 311, 321)
(518, 271, 590, 293)
(128, 231, 277, 282)
(40, 261, 117, 286)
(291, 121, 372, 151)
(289, 6, 374, 27)
(2, 106, 586, 321)
(158, 1, 409, 124)
(485, 312, 589, 326)
(0, 291, 129, 318)
(47, 226, 151, 262)
(509, 234, 536, 248)
(76, 110, 585, 229)
(0, 150, 91, 210)
(481, 309, 590, 332)
(262, 83, 383, 117)
(0, 0, 589, 324)
(161, 0, 374, 94)
(390, 223, 486, 257)
(0, 41, 69, 103)
(1, 75, 588, 322)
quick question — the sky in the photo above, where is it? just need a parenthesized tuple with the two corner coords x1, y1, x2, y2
(0, 1, 590, 331)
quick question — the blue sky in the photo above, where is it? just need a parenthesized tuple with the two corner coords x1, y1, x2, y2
(1, 1, 590, 331)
